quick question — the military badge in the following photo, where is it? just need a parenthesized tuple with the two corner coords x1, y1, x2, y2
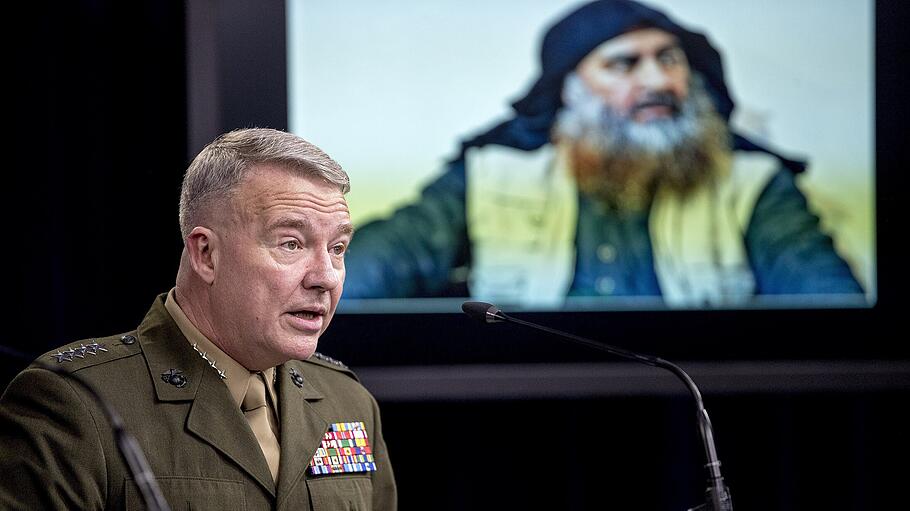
(191, 343, 226, 379)
(289, 367, 305, 388)
(308, 421, 377, 475)
(160, 368, 188, 388)
(50, 342, 108, 363)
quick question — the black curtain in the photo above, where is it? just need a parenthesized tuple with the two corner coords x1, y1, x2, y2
(7, 1, 188, 379)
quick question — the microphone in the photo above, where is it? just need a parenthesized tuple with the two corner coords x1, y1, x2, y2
(1, 345, 172, 511)
(460, 301, 504, 323)
(462, 301, 733, 511)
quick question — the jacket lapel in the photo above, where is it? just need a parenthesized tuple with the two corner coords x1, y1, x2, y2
(275, 361, 327, 509)
(138, 295, 276, 496)
(186, 368, 276, 495)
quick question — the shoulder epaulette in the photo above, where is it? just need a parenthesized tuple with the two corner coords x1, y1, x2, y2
(302, 352, 359, 382)
(37, 332, 141, 372)
(308, 351, 349, 370)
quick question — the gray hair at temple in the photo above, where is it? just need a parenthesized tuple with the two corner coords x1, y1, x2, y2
(178, 128, 350, 239)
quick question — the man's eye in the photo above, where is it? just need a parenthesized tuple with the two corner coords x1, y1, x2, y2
(331, 244, 347, 256)
(605, 57, 635, 72)
(282, 240, 300, 251)
(658, 48, 684, 67)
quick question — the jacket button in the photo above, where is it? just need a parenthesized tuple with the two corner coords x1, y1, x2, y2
(121, 334, 137, 345)
(596, 276, 616, 295)
(597, 244, 616, 263)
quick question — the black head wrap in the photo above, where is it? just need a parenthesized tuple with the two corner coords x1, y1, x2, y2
(458, 0, 804, 172)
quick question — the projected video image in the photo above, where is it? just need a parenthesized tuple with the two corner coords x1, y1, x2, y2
(288, 0, 874, 312)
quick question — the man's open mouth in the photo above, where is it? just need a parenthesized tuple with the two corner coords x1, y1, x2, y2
(633, 93, 680, 117)
(292, 310, 322, 320)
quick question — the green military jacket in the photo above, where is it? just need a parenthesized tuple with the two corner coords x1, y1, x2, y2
(0, 295, 397, 510)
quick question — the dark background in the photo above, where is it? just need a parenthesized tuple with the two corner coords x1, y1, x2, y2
(4, 1, 909, 509)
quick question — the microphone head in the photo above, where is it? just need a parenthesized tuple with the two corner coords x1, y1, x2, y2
(461, 301, 504, 323)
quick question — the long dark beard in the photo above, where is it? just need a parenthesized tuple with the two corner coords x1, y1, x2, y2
(553, 74, 731, 211)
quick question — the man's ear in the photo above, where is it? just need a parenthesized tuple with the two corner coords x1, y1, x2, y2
(185, 226, 219, 284)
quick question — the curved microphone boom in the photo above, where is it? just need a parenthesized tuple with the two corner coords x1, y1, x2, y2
(462, 301, 733, 511)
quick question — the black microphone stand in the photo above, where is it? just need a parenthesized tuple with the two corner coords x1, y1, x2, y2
(463, 302, 732, 511)
(1, 345, 172, 511)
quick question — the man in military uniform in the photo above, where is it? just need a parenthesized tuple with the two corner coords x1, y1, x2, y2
(0, 128, 397, 509)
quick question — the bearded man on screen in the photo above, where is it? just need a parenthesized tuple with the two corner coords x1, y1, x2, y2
(344, 0, 863, 307)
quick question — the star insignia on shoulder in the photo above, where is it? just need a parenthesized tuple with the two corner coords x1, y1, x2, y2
(311, 351, 348, 369)
(49, 342, 108, 363)
(84, 342, 108, 355)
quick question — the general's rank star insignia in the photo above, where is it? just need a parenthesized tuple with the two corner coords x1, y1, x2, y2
(308, 421, 377, 476)
(50, 342, 108, 363)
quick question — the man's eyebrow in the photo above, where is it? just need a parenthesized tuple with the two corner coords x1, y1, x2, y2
(268, 216, 354, 237)
(268, 217, 310, 231)
(655, 43, 684, 55)
(602, 42, 682, 61)
(605, 55, 640, 69)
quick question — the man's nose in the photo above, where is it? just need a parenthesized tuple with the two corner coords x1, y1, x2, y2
(303, 250, 341, 291)
(636, 57, 671, 91)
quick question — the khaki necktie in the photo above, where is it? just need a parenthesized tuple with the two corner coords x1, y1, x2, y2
(242, 372, 280, 481)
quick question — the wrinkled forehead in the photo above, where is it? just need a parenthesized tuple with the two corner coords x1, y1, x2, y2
(231, 164, 350, 221)
(583, 27, 683, 61)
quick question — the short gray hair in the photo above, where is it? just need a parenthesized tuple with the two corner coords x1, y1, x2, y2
(178, 128, 350, 238)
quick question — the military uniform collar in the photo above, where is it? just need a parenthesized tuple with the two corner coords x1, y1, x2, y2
(135, 294, 211, 402)
(137, 294, 280, 494)
(164, 289, 278, 408)
(279, 359, 324, 401)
